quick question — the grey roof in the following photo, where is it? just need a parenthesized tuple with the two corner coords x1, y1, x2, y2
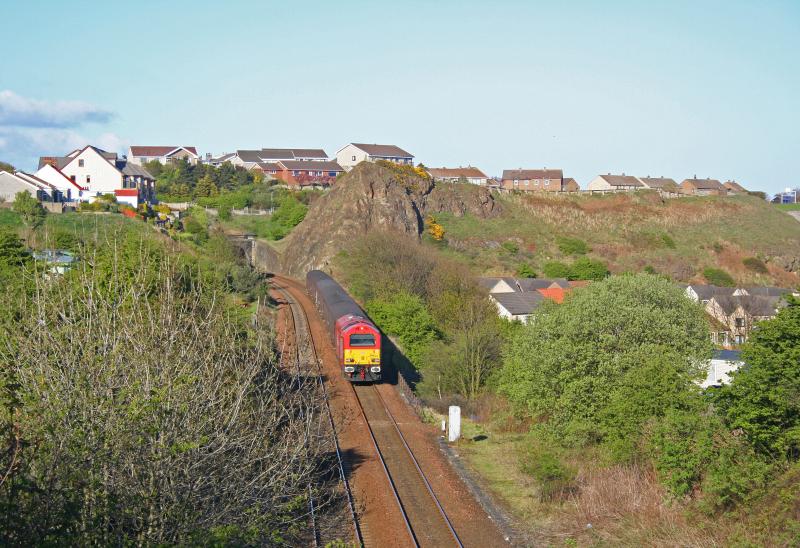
(491, 292, 545, 315)
(688, 284, 736, 300)
(278, 160, 343, 171)
(38, 156, 71, 170)
(745, 286, 792, 297)
(16, 171, 58, 190)
(599, 174, 643, 188)
(262, 148, 328, 159)
(502, 169, 563, 180)
(210, 153, 236, 163)
(639, 176, 678, 189)
(121, 162, 154, 179)
(236, 150, 265, 163)
(478, 277, 518, 291)
(516, 278, 571, 291)
(713, 349, 743, 361)
(351, 143, 413, 158)
(711, 295, 781, 317)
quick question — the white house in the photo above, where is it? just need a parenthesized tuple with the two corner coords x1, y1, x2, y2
(586, 174, 644, 192)
(489, 292, 544, 323)
(37, 146, 154, 207)
(33, 163, 87, 201)
(700, 350, 744, 389)
(0, 171, 59, 202)
(128, 146, 199, 166)
(427, 167, 490, 185)
(336, 143, 414, 171)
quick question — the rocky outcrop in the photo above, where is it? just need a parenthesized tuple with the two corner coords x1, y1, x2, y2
(280, 162, 500, 277)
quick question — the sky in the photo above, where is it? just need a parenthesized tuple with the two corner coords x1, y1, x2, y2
(1, 0, 798, 193)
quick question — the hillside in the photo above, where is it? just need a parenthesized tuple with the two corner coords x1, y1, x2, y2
(436, 191, 800, 286)
(280, 162, 499, 276)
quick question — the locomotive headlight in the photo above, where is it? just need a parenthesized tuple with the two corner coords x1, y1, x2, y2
(370, 366, 381, 373)
(344, 366, 355, 373)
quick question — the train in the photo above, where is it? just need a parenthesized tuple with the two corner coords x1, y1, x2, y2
(306, 270, 382, 383)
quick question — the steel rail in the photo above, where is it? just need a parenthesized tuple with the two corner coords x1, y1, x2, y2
(272, 281, 365, 547)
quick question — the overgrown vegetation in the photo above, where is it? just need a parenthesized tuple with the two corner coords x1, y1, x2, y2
(0, 215, 335, 544)
(703, 266, 736, 286)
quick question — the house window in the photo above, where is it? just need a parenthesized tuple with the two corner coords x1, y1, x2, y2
(513, 179, 519, 186)
(86, 175, 91, 184)
(78, 159, 84, 167)
(70, 175, 76, 182)
(544, 179, 550, 186)
(351, 155, 356, 161)
(735, 317, 745, 328)
(524, 180, 529, 186)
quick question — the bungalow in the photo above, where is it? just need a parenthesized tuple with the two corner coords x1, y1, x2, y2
(477, 277, 519, 294)
(0, 171, 60, 202)
(722, 180, 748, 195)
(680, 177, 727, 196)
(128, 146, 199, 166)
(226, 148, 329, 171)
(273, 160, 344, 187)
(586, 174, 643, 192)
(490, 291, 545, 323)
(562, 178, 581, 192)
(336, 143, 414, 171)
(500, 169, 565, 192)
(207, 152, 236, 166)
(426, 167, 490, 185)
(37, 145, 154, 206)
(638, 176, 680, 193)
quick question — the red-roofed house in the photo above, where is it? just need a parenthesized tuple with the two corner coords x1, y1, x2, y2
(536, 287, 568, 303)
(128, 146, 199, 166)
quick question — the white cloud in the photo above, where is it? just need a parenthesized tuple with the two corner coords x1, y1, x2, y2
(0, 127, 127, 171)
(0, 90, 113, 128)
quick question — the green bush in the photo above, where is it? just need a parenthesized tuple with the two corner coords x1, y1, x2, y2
(660, 233, 676, 249)
(703, 267, 735, 287)
(543, 261, 571, 278)
(557, 237, 589, 255)
(218, 204, 232, 221)
(521, 445, 576, 501)
(366, 291, 438, 367)
(570, 257, 609, 281)
(516, 263, 536, 278)
(743, 257, 768, 274)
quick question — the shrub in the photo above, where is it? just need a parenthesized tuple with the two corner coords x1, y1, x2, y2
(501, 241, 519, 254)
(516, 263, 536, 278)
(367, 291, 438, 367)
(521, 445, 576, 501)
(643, 265, 657, 275)
(703, 267, 735, 287)
(660, 233, 676, 249)
(570, 257, 609, 281)
(743, 257, 768, 274)
(543, 261, 571, 278)
(218, 204, 232, 221)
(557, 236, 589, 255)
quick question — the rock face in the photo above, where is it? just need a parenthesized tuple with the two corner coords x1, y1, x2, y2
(281, 162, 500, 277)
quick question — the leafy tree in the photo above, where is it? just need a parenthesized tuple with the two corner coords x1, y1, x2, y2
(703, 267, 735, 286)
(714, 297, 800, 460)
(367, 291, 438, 367)
(498, 274, 711, 448)
(542, 261, 571, 278)
(0, 161, 14, 173)
(194, 175, 218, 197)
(12, 192, 46, 229)
(0, 230, 30, 269)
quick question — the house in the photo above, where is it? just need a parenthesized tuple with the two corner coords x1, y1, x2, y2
(489, 291, 545, 323)
(0, 171, 60, 202)
(586, 173, 643, 192)
(478, 277, 519, 293)
(273, 160, 344, 187)
(680, 177, 727, 196)
(128, 146, 199, 166)
(700, 350, 744, 389)
(226, 148, 329, 171)
(207, 152, 236, 166)
(705, 294, 783, 345)
(722, 180, 748, 195)
(426, 167, 490, 185)
(32, 163, 86, 202)
(638, 176, 680, 193)
(500, 169, 564, 192)
(335, 143, 414, 171)
(684, 284, 736, 304)
(774, 188, 797, 204)
(562, 178, 580, 192)
(37, 146, 155, 207)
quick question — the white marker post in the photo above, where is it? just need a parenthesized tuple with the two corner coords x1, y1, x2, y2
(448, 405, 461, 442)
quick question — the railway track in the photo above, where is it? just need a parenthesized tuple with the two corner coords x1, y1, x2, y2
(271, 281, 363, 547)
(273, 276, 463, 548)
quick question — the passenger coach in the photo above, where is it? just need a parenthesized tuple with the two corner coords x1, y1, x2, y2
(306, 270, 382, 382)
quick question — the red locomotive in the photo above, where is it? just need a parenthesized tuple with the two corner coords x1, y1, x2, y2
(306, 270, 382, 382)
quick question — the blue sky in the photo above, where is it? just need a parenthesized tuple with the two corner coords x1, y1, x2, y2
(1, 0, 798, 193)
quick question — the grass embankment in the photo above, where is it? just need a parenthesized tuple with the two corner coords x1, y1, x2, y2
(436, 192, 800, 286)
(774, 203, 800, 211)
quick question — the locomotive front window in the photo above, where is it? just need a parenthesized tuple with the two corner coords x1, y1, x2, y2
(349, 334, 375, 347)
